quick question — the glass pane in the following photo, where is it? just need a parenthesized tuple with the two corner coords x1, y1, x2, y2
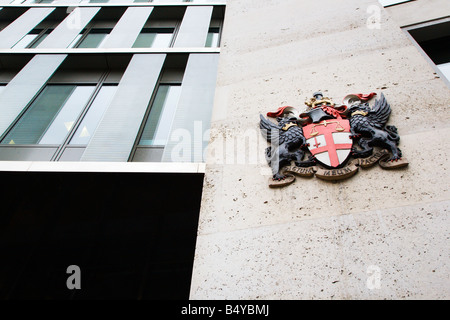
(132, 29, 173, 48)
(29, 32, 50, 48)
(152, 33, 173, 48)
(139, 85, 181, 146)
(378, 0, 412, 6)
(205, 32, 219, 48)
(39, 86, 95, 145)
(438, 62, 450, 81)
(70, 85, 118, 145)
(13, 34, 38, 49)
(152, 85, 182, 145)
(77, 32, 109, 48)
(67, 34, 83, 48)
(133, 33, 156, 48)
(1, 85, 75, 145)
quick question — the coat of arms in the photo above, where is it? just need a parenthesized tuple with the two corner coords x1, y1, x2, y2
(260, 91, 408, 187)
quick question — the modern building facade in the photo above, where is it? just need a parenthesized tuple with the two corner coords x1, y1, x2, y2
(0, 0, 449, 300)
(0, 0, 224, 299)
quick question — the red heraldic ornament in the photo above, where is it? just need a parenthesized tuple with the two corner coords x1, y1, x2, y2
(259, 91, 408, 187)
(303, 118, 352, 168)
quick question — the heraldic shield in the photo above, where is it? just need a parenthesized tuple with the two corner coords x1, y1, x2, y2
(259, 91, 409, 187)
(303, 119, 352, 168)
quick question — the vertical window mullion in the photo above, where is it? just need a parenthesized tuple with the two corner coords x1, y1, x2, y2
(128, 70, 165, 161)
(218, 17, 224, 47)
(69, 84, 119, 146)
(76, 29, 112, 48)
(170, 20, 182, 48)
(51, 72, 109, 161)
(138, 83, 181, 146)
(140, 84, 170, 146)
(27, 27, 51, 48)
(73, 26, 92, 49)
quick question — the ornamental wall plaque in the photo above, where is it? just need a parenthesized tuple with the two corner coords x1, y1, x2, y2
(260, 91, 408, 187)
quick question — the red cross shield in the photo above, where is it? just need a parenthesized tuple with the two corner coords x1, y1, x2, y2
(303, 119, 353, 168)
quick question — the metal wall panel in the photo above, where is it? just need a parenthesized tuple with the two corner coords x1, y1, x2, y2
(132, 147, 164, 163)
(0, 54, 67, 138)
(0, 7, 55, 49)
(37, 7, 100, 48)
(59, 147, 85, 162)
(162, 53, 219, 163)
(0, 146, 57, 161)
(55, 0, 84, 3)
(81, 54, 166, 162)
(173, 6, 213, 48)
(101, 6, 153, 48)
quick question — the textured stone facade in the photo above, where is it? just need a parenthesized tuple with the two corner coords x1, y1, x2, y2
(190, 0, 450, 299)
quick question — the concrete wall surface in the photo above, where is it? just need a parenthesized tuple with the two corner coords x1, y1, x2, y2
(190, 0, 450, 299)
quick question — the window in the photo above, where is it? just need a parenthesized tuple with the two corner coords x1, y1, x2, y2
(205, 27, 220, 47)
(418, 34, 450, 82)
(29, 29, 52, 48)
(1, 85, 93, 145)
(438, 63, 450, 81)
(69, 85, 117, 145)
(12, 29, 52, 49)
(378, 0, 413, 7)
(75, 29, 112, 48)
(12, 29, 41, 49)
(206, 7, 224, 48)
(139, 84, 181, 146)
(37, 86, 96, 145)
(132, 28, 175, 48)
(407, 21, 450, 83)
(68, 33, 83, 49)
(0, 83, 116, 146)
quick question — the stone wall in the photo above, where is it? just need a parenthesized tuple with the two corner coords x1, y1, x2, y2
(190, 0, 450, 299)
